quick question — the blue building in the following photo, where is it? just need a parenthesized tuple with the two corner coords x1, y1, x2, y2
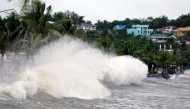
(113, 25, 126, 29)
(127, 25, 153, 36)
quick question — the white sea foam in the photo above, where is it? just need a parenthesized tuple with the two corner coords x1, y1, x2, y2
(183, 70, 190, 77)
(169, 74, 176, 80)
(0, 36, 148, 99)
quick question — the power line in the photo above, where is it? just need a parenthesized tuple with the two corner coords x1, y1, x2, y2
(0, 9, 14, 13)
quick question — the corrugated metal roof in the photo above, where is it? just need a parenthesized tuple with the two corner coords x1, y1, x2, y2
(147, 34, 172, 38)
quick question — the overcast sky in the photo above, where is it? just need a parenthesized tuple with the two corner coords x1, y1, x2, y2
(0, 0, 190, 24)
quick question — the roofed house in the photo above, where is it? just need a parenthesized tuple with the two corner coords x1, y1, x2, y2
(173, 26, 190, 37)
(147, 34, 178, 53)
(179, 38, 190, 45)
(77, 23, 96, 31)
(127, 25, 153, 36)
(155, 26, 177, 34)
(147, 33, 177, 43)
(113, 25, 126, 29)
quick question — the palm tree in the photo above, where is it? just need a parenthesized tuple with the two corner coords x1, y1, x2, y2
(98, 35, 113, 52)
(123, 39, 139, 55)
(64, 10, 85, 25)
(0, 16, 7, 61)
(8, 0, 31, 11)
(177, 43, 190, 72)
(0, 13, 25, 61)
(20, 0, 62, 59)
(157, 51, 172, 74)
(51, 10, 84, 35)
(53, 19, 76, 35)
(138, 41, 156, 64)
(22, 0, 52, 36)
(74, 29, 87, 41)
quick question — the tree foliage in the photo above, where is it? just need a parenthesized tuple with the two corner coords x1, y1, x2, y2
(1, 0, 190, 74)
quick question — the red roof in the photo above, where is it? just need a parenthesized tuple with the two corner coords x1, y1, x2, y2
(156, 26, 177, 31)
(164, 26, 177, 29)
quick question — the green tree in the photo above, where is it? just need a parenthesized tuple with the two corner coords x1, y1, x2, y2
(64, 10, 84, 24)
(176, 41, 190, 71)
(74, 29, 87, 41)
(151, 15, 168, 29)
(98, 35, 113, 52)
(157, 51, 172, 73)
(21, 0, 61, 59)
(175, 14, 190, 27)
(54, 19, 76, 35)
(122, 39, 139, 55)
(183, 31, 190, 38)
(50, 12, 65, 22)
(8, 0, 31, 10)
(23, 0, 55, 37)
(166, 37, 180, 55)
(0, 13, 25, 61)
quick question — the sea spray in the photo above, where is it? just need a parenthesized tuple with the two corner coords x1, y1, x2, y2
(0, 36, 148, 99)
(103, 56, 148, 85)
(184, 70, 190, 77)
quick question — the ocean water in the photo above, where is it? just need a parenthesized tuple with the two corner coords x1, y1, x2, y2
(0, 36, 189, 109)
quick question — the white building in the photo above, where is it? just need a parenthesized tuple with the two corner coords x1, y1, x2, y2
(147, 34, 176, 43)
(155, 26, 177, 34)
(77, 23, 96, 31)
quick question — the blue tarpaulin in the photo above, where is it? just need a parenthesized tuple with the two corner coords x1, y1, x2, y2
(186, 66, 190, 69)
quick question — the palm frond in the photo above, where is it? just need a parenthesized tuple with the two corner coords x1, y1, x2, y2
(47, 29, 62, 37)
(32, 33, 42, 48)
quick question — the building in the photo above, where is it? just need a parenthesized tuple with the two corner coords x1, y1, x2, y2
(179, 38, 190, 45)
(173, 26, 190, 37)
(113, 25, 126, 29)
(147, 34, 177, 43)
(147, 33, 180, 53)
(127, 25, 153, 36)
(77, 23, 96, 31)
(155, 26, 177, 34)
